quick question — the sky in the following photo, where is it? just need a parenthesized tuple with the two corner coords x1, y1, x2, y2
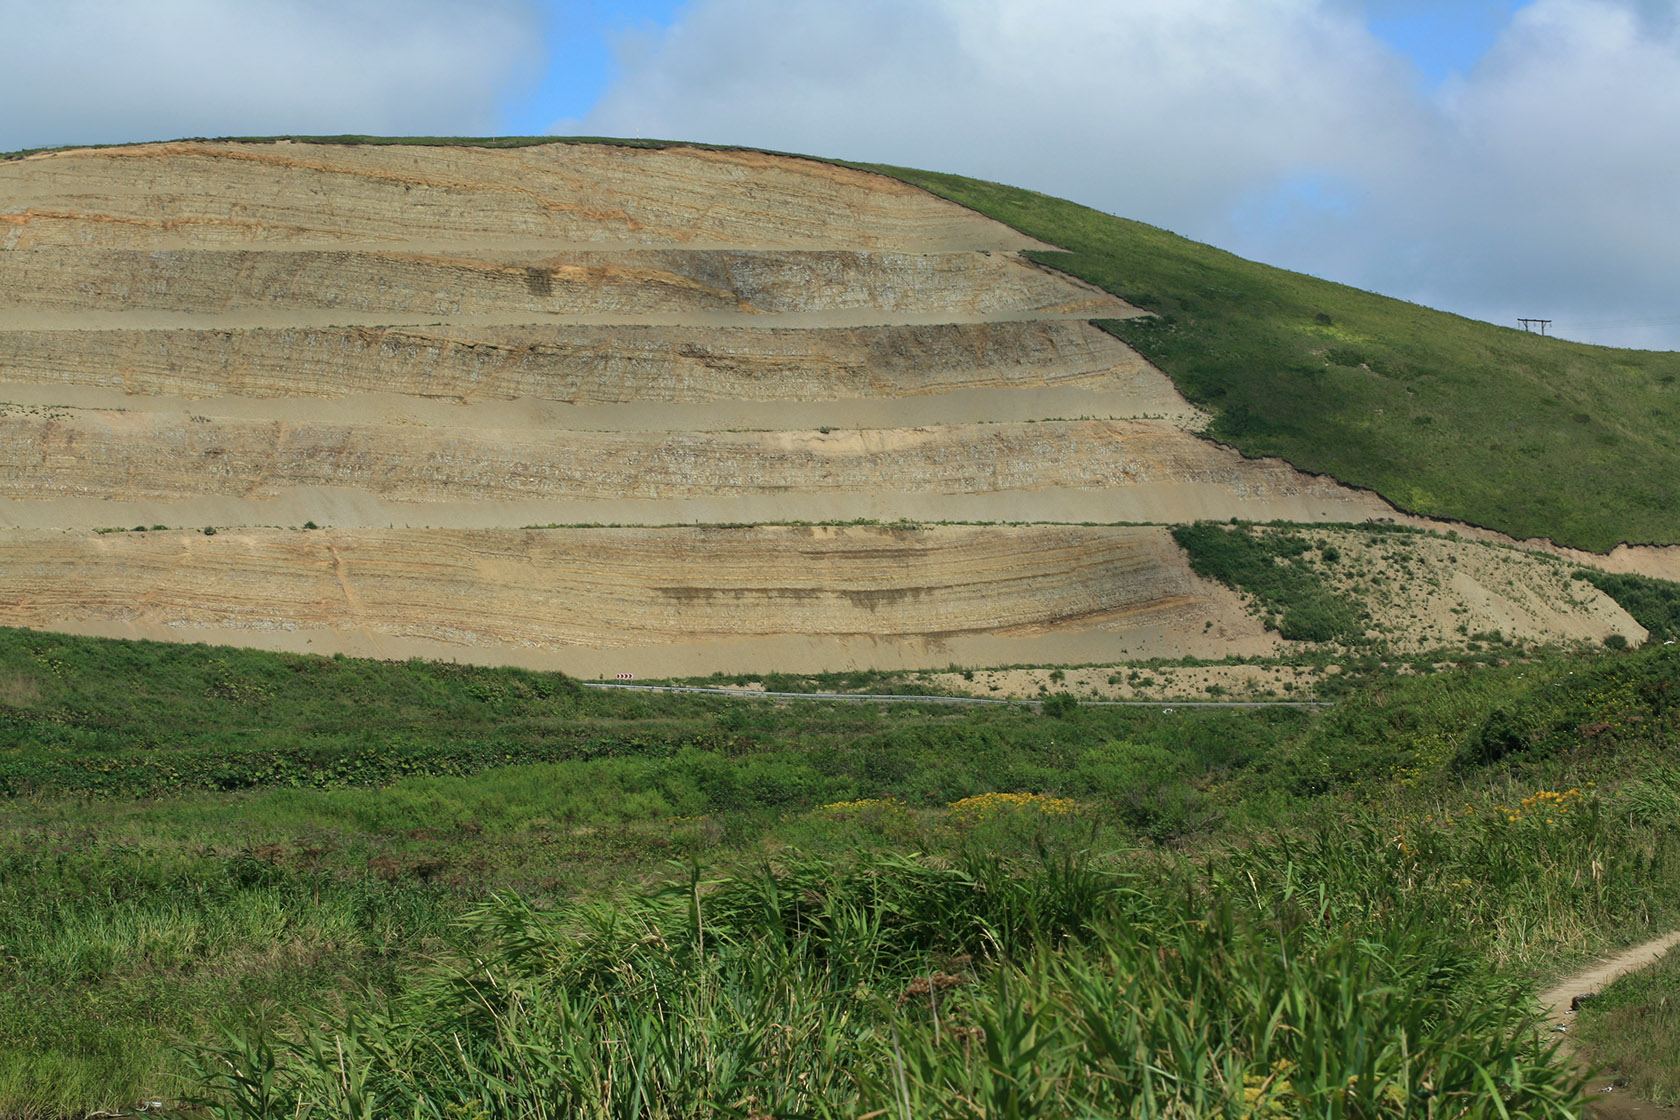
(3, 0, 1677, 350)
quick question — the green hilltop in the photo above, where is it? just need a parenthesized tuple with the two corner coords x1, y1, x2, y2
(853, 162, 1680, 553)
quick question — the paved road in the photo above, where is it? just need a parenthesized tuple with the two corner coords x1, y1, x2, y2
(580, 681, 1325, 709)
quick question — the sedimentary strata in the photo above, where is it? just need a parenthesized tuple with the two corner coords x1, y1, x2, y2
(6, 139, 1625, 668)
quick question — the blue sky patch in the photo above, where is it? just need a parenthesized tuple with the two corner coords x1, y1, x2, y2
(1365, 0, 1533, 85)
(502, 0, 688, 134)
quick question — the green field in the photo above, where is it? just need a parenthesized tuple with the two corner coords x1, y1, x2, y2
(3, 626, 1679, 1116)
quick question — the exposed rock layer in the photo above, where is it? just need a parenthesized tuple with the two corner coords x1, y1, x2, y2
(1, 140, 1649, 668)
(0, 247, 1125, 320)
(0, 411, 1385, 510)
(0, 321, 1157, 403)
(1, 141, 1046, 251)
(0, 524, 1207, 646)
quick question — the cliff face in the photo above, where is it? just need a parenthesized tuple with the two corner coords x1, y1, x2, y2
(0, 413, 1385, 516)
(0, 142, 1048, 251)
(0, 524, 1265, 667)
(0, 321, 1164, 403)
(0, 141, 1636, 669)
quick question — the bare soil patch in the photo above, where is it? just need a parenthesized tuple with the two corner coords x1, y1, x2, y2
(1542, 934, 1680, 1119)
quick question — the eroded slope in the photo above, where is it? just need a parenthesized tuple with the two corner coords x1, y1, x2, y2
(0, 525, 1274, 673)
(1, 139, 1636, 669)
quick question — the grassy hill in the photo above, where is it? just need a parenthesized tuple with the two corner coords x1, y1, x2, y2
(6, 135, 1680, 1117)
(854, 162, 1680, 553)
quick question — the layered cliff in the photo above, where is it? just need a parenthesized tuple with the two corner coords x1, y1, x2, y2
(0, 140, 1639, 667)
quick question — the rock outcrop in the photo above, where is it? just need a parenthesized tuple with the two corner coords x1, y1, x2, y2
(0, 140, 1639, 667)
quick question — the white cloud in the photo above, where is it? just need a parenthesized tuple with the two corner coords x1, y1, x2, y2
(578, 0, 1419, 227)
(0, 0, 544, 152)
(574, 0, 1680, 349)
(1372, 0, 1680, 342)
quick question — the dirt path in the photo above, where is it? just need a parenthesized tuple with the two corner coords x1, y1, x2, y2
(1541, 932, 1680, 1118)
(577, 681, 1324, 708)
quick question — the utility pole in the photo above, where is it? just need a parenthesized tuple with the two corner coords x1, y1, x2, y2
(1518, 318, 1552, 336)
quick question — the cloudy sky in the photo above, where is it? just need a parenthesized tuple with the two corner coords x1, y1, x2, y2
(4, 0, 1677, 349)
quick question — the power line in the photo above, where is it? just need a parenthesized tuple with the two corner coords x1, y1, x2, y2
(1553, 314, 1680, 330)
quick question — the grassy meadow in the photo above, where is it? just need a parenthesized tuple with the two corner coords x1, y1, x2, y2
(3, 623, 1679, 1117)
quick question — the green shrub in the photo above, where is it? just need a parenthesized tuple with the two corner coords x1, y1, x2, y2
(1041, 692, 1078, 718)
(1171, 522, 1366, 644)
(1576, 569, 1680, 642)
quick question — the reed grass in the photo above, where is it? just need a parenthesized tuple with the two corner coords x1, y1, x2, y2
(4, 640, 1677, 1116)
(193, 844, 1589, 1119)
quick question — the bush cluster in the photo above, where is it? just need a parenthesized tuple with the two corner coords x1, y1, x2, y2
(1170, 521, 1366, 643)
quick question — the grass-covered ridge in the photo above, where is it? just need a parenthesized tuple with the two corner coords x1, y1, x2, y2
(851, 163, 1680, 553)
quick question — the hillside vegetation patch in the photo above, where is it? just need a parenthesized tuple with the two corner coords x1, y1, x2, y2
(1171, 521, 1368, 642)
(1573, 569, 1680, 642)
(857, 162, 1680, 552)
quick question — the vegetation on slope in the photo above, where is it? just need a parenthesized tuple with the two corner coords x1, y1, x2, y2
(2, 629, 1679, 1116)
(1573, 568, 1680, 642)
(1171, 520, 1368, 642)
(855, 162, 1680, 552)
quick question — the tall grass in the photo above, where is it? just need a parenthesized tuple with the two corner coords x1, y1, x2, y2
(0, 836, 452, 1119)
(6, 640, 1677, 1116)
(193, 847, 1584, 1119)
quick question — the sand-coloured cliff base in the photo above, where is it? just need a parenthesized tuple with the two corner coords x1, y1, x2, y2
(1, 522, 1642, 672)
(1282, 527, 1643, 651)
(0, 524, 1277, 672)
